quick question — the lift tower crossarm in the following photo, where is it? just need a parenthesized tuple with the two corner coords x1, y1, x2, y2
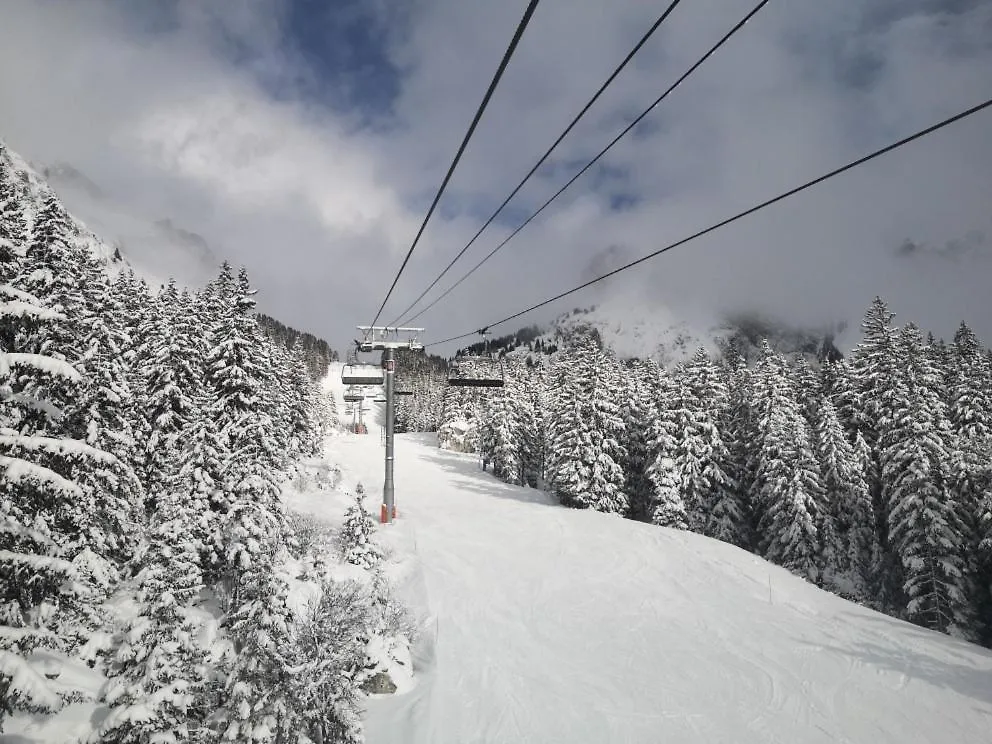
(353, 326, 424, 524)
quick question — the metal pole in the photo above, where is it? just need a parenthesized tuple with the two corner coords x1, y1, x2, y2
(382, 346, 396, 523)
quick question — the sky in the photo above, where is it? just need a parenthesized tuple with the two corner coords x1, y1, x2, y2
(1, 0, 990, 355)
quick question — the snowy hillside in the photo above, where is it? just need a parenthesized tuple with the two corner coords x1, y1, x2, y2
(1, 144, 118, 268)
(317, 365, 992, 744)
(1, 142, 220, 289)
(35, 159, 222, 289)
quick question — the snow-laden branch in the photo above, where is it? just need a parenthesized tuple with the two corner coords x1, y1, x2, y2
(4, 353, 81, 382)
(0, 300, 63, 322)
(0, 435, 118, 465)
(0, 516, 55, 548)
(0, 550, 78, 578)
(0, 455, 82, 497)
(0, 284, 46, 305)
(2, 392, 65, 420)
(0, 650, 64, 713)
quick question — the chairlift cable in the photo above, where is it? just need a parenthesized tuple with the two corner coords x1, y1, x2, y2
(399, 0, 770, 327)
(367, 0, 543, 330)
(387, 0, 686, 326)
(425, 95, 992, 348)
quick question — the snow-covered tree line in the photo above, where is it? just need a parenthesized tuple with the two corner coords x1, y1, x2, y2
(423, 300, 992, 645)
(391, 349, 448, 434)
(0, 145, 392, 741)
(257, 312, 337, 381)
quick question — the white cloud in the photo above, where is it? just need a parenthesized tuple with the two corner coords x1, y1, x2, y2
(1, 0, 990, 352)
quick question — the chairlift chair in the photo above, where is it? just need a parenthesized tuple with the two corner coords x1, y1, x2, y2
(341, 363, 384, 386)
(447, 330, 505, 388)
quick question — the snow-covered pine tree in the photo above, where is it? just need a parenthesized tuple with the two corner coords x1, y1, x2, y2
(546, 336, 627, 514)
(141, 280, 201, 511)
(179, 415, 229, 576)
(645, 364, 688, 529)
(949, 323, 992, 641)
(437, 384, 480, 453)
(340, 490, 382, 570)
(203, 267, 285, 584)
(215, 533, 298, 744)
(668, 372, 708, 531)
(847, 297, 899, 454)
(668, 353, 740, 542)
(881, 324, 975, 637)
(752, 343, 822, 582)
(717, 353, 755, 549)
(846, 298, 904, 608)
(814, 400, 876, 599)
(791, 356, 822, 429)
(69, 261, 138, 472)
(619, 358, 659, 522)
(949, 322, 992, 440)
(543, 349, 590, 507)
(1, 284, 126, 724)
(515, 362, 545, 488)
(487, 371, 523, 485)
(0, 155, 28, 266)
(285, 338, 322, 459)
(94, 485, 212, 744)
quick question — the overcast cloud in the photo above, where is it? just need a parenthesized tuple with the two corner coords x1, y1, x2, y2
(1, 0, 990, 354)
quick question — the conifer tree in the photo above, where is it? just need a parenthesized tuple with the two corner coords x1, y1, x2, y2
(216, 539, 298, 743)
(95, 487, 211, 744)
(847, 298, 904, 607)
(546, 337, 627, 513)
(619, 359, 659, 522)
(752, 343, 822, 581)
(815, 401, 876, 598)
(0, 158, 27, 266)
(341, 491, 382, 570)
(645, 367, 688, 529)
(718, 355, 755, 549)
(882, 324, 975, 636)
(1, 285, 125, 724)
(516, 364, 545, 488)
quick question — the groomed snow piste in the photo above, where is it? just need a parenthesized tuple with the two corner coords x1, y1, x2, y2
(299, 364, 992, 744)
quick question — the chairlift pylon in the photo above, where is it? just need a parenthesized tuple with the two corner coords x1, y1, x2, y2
(447, 329, 505, 388)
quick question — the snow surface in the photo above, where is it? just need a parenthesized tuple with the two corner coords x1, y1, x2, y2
(317, 362, 992, 744)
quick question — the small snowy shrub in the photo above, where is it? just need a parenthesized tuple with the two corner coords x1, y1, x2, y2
(290, 579, 371, 744)
(292, 467, 314, 493)
(369, 570, 417, 641)
(286, 511, 334, 560)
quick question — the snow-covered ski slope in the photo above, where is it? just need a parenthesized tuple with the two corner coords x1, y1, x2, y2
(314, 365, 992, 744)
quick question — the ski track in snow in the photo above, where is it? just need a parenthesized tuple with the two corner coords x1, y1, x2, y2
(313, 365, 992, 744)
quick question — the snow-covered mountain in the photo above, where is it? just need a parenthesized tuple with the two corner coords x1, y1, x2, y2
(542, 293, 721, 366)
(473, 290, 852, 368)
(33, 158, 222, 289)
